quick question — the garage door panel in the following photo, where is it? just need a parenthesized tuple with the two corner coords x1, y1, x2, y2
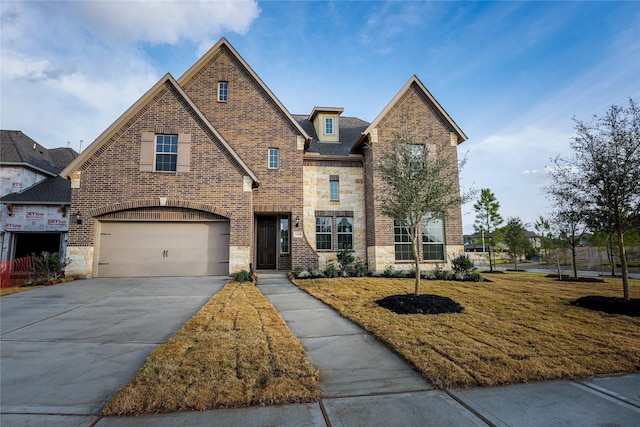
(97, 222, 229, 277)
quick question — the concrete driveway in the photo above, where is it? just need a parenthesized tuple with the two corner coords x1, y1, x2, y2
(0, 276, 227, 426)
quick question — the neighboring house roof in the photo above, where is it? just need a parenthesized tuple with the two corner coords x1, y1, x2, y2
(60, 73, 261, 186)
(1, 175, 71, 204)
(352, 75, 468, 151)
(0, 130, 76, 175)
(177, 37, 312, 146)
(293, 115, 369, 157)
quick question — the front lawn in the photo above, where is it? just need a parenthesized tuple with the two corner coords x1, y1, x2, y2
(294, 273, 640, 389)
(102, 281, 320, 416)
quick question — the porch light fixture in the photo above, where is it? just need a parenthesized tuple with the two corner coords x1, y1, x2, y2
(295, 216, 300, 227)
(75, 211, 82, 225)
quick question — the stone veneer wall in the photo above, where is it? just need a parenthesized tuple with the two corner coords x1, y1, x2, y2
(303, 159, 365, 269)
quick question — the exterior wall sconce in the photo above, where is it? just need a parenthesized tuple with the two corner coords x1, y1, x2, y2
(75, 211, 82, 224)
(295, 216, 300, 227)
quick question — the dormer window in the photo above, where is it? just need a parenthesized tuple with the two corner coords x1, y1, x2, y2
(324, 117, 334, 135)
(309, 106, 343, 142)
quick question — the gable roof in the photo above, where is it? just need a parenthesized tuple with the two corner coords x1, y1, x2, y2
(177, 38, 311, 146)
(352, 75, 468, 151)
(60, 73, 260, 186)
(0, 130, 77, 175)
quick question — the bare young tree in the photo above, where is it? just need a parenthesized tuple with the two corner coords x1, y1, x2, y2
(552, 207, 589, 279)
(546, 99, 640, 300)
(376, 118, 473, 295)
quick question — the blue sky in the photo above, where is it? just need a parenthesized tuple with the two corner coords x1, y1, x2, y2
(2, 1, 639, 233)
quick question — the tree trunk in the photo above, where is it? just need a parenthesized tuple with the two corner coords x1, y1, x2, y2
(571, 244, 578, 278)
(556, 251, 562, 280)
(488, 246, 494, 272)
(412, 235, 421, 295)
(514, 254, 518, 271)
(615, 220, 630, 301)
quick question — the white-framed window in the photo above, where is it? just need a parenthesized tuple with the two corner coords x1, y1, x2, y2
(337, 217, 353, 250)
(316, 217, 332, 250)
(280, 217, 290, 254)
(394, 221, 412, 261)
(324, 117, 334, 135)
(268, 148, 279, 169)
(422, 218, 445, 261)
(155, 134, 178, 171)
(218, 81, 228, 102)
(329, 175, 339, 201)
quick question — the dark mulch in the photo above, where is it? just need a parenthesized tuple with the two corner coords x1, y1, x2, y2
(483, 270, 505, 274)
(571, 296, 640, 317)
(546, 274, 604, 283)
(376, 294, 464, 315)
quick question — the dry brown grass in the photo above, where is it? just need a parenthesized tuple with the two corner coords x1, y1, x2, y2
(102, 281, 320, 416)
(0, 285, 44, 296)
(294, 273, 640, 389)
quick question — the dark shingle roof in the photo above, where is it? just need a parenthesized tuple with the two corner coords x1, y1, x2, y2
(293, 115, 369, 157)
(1, 130, 78, 205)
(0, 130, 78, 174)
(1, 175, 72, 204)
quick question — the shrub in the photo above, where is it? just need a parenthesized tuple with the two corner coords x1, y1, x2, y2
(325, 262, 338, 278)
(292, 266, 305, 278)
(30, 252, 71, 281)
(296, 269, 311, 279)
(309, 269, 325, 279)
(466, 271, 484, 282)
(336, 246, 355, 273)
(353, 261, 370, 277)
(451, 253, 475, 277)
(383, 265, 396, 278)
(232, 270, 252, 282)
(433, 265, 451, 280)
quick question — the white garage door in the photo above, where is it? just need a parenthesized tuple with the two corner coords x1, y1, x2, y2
(97, 221, 230, 277)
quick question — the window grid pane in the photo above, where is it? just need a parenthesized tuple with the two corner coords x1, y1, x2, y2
(325, 117, 333, 135)
(268, 148, 279, 169)
(422, 218, 445, 261)
(337, 217, 352, 250)
(316, 217, 332, 250)
(394, 221, 412, 261)
(330, 180, 339, 201)
(218, 82, 228, 101)
(155, 135, 178, 171)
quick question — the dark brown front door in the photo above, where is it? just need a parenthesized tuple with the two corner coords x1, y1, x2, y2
(257, 216, 277, 269)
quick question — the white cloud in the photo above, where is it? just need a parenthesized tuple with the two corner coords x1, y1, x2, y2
(0, 1, 261, 149)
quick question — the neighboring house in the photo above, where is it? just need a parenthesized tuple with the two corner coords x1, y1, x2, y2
(0, 130, 78, 260)
(60, 38, 467, 278)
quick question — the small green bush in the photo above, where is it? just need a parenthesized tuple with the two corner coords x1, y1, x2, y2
(309, 269, 325, 279)
(296, 270, 311, 279)
(433, 265, 451, 280)
(451, 253, 474, 277)
(383, 265, 396, 278)
(232, 270, 252, 282)
(30, 251, 71, 281)
(466, 271, 485, 282)
(325, 262, 338, 278)
(353, 261, 369, 277)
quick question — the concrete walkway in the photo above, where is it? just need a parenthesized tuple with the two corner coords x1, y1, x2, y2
(2, 273, 639, 426)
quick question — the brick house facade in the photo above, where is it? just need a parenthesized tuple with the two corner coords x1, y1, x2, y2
(61, 38, 467, 278)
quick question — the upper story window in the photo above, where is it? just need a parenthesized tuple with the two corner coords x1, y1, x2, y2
(218, 81, 228, 102)
(155, 134, 178, 171)
(329, 175, 339, 201)
(324, 117, 334, 135)
(268, 148, 279, 169)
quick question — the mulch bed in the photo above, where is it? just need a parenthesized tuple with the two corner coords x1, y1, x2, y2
(571, 296, 640, 317)
(376, 294, 464, 315)
(545, 274, 604, 283)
